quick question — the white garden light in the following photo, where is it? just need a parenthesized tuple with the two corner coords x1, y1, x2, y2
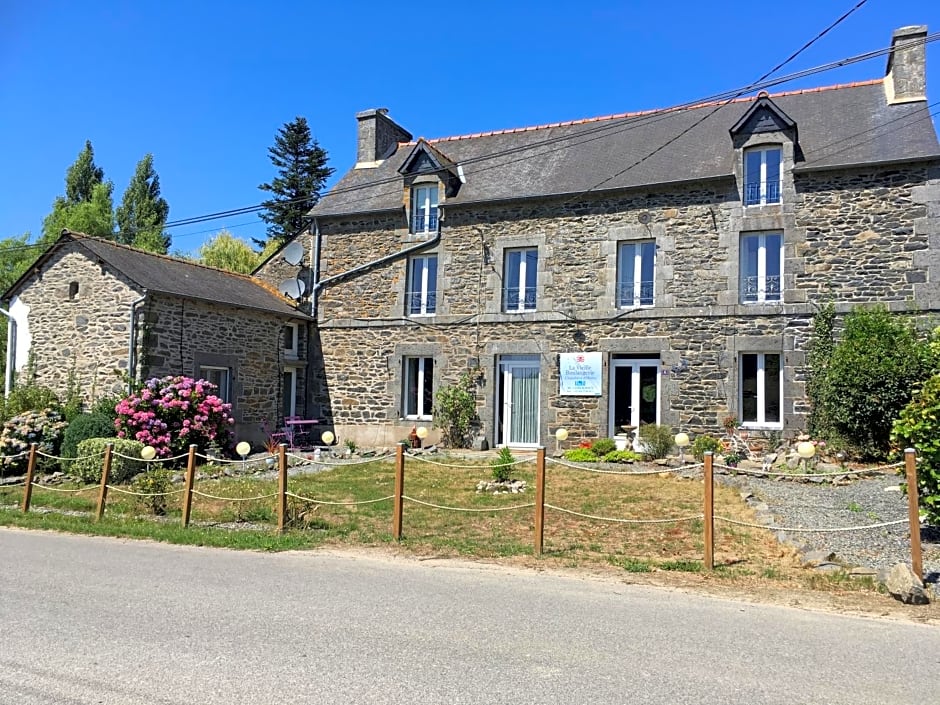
(140, 445, 157, 461)
(321, 431, 335, 445)
(674, 432, 690, 465)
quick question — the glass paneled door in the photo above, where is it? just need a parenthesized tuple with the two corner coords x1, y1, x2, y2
(497, 355, 541, 447)
(609, 358, 659, 441)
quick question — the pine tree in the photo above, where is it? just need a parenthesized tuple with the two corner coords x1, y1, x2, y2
(258, 117, 333, 249)
(116, 154, 170, 252)
(65, 140, 105, 203)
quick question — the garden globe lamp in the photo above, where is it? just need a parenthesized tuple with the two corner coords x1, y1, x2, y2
(416, 426, 429, 441)
(797, 441, 816, 473)
(236, 441, 251, 472)
(321, 431, 335, 446)
(140, 445, 157, 461)
(554, 427, 569, 455)
(674, 433, 690, 465)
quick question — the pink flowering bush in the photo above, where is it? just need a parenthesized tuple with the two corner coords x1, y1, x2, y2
(114, 376, 234, 459)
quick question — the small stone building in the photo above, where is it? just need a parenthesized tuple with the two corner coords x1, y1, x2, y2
(255, 25, 940, 450)
(4, 231, 311, 445)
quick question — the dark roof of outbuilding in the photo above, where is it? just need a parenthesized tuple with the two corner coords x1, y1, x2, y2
(4, 231, 309, 319)
(312, 80, 940, 217)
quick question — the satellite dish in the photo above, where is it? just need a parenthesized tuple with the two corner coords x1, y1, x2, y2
(282, 241, 304, 266)
(278, 278, 303, 299)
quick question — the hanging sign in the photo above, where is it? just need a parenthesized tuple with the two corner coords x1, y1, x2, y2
(559, 352, 603, 396)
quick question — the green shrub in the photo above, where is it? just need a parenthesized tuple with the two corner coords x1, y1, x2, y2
(71, 438, 146, 484)
(691, 434, 723, 461)
(130, 468, 173, 515)
(562, 448, 598, 462)
(491, 446, 515, 483)
(811, 307, 936, 459)
(0, 384, 61, 424)
(890, 373, 940, 523)
(62, 413, 117, 460)
(591, 438, 617, 456)
(433, 371, 479, 448)
(602, 450, 641, 463)
(638, 423, 674, 459)
(0, 408, 68, 475)
(90, 395, 121, 423)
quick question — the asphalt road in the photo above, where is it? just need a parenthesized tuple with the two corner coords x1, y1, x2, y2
(1, 530, 938, 705)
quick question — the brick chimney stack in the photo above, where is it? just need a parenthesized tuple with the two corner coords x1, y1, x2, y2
(355, 108, 412, 168)
(885, 25, 928, 104)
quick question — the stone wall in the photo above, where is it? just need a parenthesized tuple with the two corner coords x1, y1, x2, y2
(11, 246, 145, 403)
(259, 162, 938, 447)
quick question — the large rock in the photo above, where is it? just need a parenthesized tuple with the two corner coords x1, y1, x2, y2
(883, 563, 930, 605)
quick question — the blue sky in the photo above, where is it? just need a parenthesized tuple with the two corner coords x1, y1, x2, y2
(2, 1, 938, 256)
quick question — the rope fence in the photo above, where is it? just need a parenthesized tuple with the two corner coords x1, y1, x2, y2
(4, 441, 928, 580)
(714, 460, 905, 479)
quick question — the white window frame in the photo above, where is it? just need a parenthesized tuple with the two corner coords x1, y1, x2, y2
(503, 247, 538, 313)
(283, 323, 299, 359)
(411, 185, 439, 234)
(740, 232, 783, 304)
(407, 254, 438, 316)
(198, 365, 231, 403)
(739, 352, 783, 428)
(616, 240, 655, 308)
(744, 146, 782, 206)
(403, 357, 433, 420)
(282, 367, 298, 418)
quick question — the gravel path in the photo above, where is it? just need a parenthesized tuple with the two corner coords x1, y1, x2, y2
(724, 470, 940, 584)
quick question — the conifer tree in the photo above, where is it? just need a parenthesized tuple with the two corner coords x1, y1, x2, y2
(41, 141, 114, 243)
(258, 117, 333, 249)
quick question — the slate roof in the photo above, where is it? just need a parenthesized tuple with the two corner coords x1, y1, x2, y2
(312, 80, 940, 217)
(5, 231, 309, 319)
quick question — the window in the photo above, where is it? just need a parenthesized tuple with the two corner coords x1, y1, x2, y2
(198, 365, 231, 403)
(503, 247, 538, 312)
(411, 185, 438, 233)
(403, 357, 434, 419)
(407, 255, 438, 316)
(616, 241, 655, 307)
(744, 146, 782, 206)
(740, 232, 782, 303)
(68, 281, 79, 300)
(283, 323, 299, 358)
(282, 368, 298, 418)
(740, 353, 782, 426)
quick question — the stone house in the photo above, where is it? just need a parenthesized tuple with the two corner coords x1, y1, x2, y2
(256, 25, 940, 450)
(4, 231, 311, 445)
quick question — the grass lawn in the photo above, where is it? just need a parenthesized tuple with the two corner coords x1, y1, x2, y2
(0, 454, 885, 597)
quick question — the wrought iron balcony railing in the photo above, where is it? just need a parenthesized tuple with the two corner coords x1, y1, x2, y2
(744, 180, 781, 205)
(741, 275, 782, 302)
(503, 286, 537, 311)
(616, 280, 655, 307)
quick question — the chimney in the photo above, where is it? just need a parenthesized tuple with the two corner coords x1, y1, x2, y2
(355, 108, 412, 168)
(885, 25, 927, 104)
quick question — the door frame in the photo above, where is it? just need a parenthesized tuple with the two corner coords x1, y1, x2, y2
(607, 357, 660, 441)
(496, 355, 541, 448)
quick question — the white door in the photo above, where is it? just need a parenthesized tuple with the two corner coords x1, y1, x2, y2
(608, 358, 660, 442)
(497, 356, 540, 447)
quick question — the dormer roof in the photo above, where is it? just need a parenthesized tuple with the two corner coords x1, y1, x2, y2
(729, 94, 797, 137)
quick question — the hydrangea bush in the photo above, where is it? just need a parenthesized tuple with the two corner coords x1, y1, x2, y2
(0, 408, 69, 475)
(114, 376, 234, 458)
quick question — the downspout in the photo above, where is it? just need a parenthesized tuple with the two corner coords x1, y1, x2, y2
(312, 210, 443, 301)
(0, 307, 16, 398)
(127, 293, 147, 394)
(311, 218, 322, 317)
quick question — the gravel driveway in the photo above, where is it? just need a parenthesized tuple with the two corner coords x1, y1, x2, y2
(722, 469, 940, 587)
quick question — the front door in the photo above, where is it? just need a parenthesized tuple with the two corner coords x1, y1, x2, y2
(497, 356, 540, 447)
(609, 358, 659, 440)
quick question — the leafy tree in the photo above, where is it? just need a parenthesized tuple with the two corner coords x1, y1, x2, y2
(258, 116, 333, 249)
(41, 141, 114, 243)
(814, 307, 936, 459)
(116, 154, 170, 253)
(198, 230, 260, 273)
(891, 370, 940, 523)
(433, 371, 479, 448)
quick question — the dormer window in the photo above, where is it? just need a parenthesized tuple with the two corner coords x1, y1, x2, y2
(411, 185, 438, 234)
(744, 146, 782, 206)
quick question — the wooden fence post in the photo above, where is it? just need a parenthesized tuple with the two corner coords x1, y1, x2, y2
(703, 451, 714, 571)
(21, 443, 37, 513)
(180, 444, 198, 528)
(904, 449, 923, 581)
(392, 443, 405, 540)
(95, 443, 113, 521)
(277, 443, 288, 534)
(534, 447, 546, 556)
